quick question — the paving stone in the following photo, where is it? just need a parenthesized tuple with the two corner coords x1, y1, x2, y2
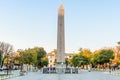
(7, 70, 120, 80)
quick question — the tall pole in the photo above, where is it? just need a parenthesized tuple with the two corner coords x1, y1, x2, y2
(7, 53, 9, 75)
(20, 56, 23, 72)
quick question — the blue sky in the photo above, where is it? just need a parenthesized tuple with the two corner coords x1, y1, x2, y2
(0, 0, 120, 53)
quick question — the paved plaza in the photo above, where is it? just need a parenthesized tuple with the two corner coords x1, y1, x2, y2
(7, 70, 120, 80)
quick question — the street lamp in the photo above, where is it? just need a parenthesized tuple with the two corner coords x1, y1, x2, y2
(7, 53, 9, 75)
(20, 56, 23, 72)
(109, 61, 112, 73)
(20, 62, 23, 72)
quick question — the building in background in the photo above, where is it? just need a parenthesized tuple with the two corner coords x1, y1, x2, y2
(47, 50, 73, 67)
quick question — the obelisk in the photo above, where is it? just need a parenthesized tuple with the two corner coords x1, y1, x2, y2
(56, 2, 65, 71)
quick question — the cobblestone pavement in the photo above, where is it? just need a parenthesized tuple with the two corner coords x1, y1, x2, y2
(7, 70, 120, 80)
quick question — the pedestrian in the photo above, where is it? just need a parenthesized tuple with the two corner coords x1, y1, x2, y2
(88, 65, 91, 72)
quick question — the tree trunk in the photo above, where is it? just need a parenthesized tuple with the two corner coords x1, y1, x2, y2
(1, 58, 5, 68)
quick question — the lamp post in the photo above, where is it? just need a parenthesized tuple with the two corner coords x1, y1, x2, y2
(20, 62, 23, 72)
(20, 55, 23, 72)
(7, 53, 9, 75)
(109, 61, 111, 73)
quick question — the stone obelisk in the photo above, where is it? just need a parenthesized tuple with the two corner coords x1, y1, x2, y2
(56, 2, 65, 72)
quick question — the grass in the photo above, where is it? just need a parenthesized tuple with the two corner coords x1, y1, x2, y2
(0, 74, 12, 76)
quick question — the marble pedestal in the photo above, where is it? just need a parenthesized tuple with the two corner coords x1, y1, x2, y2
(56, 62, 66, 74)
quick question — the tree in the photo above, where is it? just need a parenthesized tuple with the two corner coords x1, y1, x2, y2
(96, 49, 114, 64)
(16, 49, 25, 71)
(78, 54, 88, 66)
(117, 41, 120, 45)
(0, 42, 13, 67)
(16, 47, 47, 69)
(14, 56, 21, 65)
(71, 48, 91, 68)
(35, 47, 46, 59)
(22, 51, 37, 65)
(90, 50, 100, 67)
(41, 57, 48, 67)
(15, 49, 37, 71)
(90, 49, 114, 68)
(71, 54, 80, 67)
(90, 54, 97, 68)
(17, 48, 37, 65)
(71, 54, 88, 67)
(0, 42, 13, 56)
(78, 48, 83, 52)
(33, 47, 47, 68)
(81, 49, 91, 59)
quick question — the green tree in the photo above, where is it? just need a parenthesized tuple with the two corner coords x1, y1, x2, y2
(41, 57, 48, 67)
(90, 49, 114, 68)
(96, 49, 114, 64)
(34, 47, 47, 68)
(18, 48, 37, 65)
(80, 49, 91, 64)
(90, 52, 99, 67)
(14, 56, 21, 65)
(71, 54, 88, 67)
(71, 54, 80, 67)
(16, 48, 37, 71)
(78, 54, 88, 66)
(117, 41, 120, 45)
(22, 51, 37, 65)
(16, 47, 47, 69)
